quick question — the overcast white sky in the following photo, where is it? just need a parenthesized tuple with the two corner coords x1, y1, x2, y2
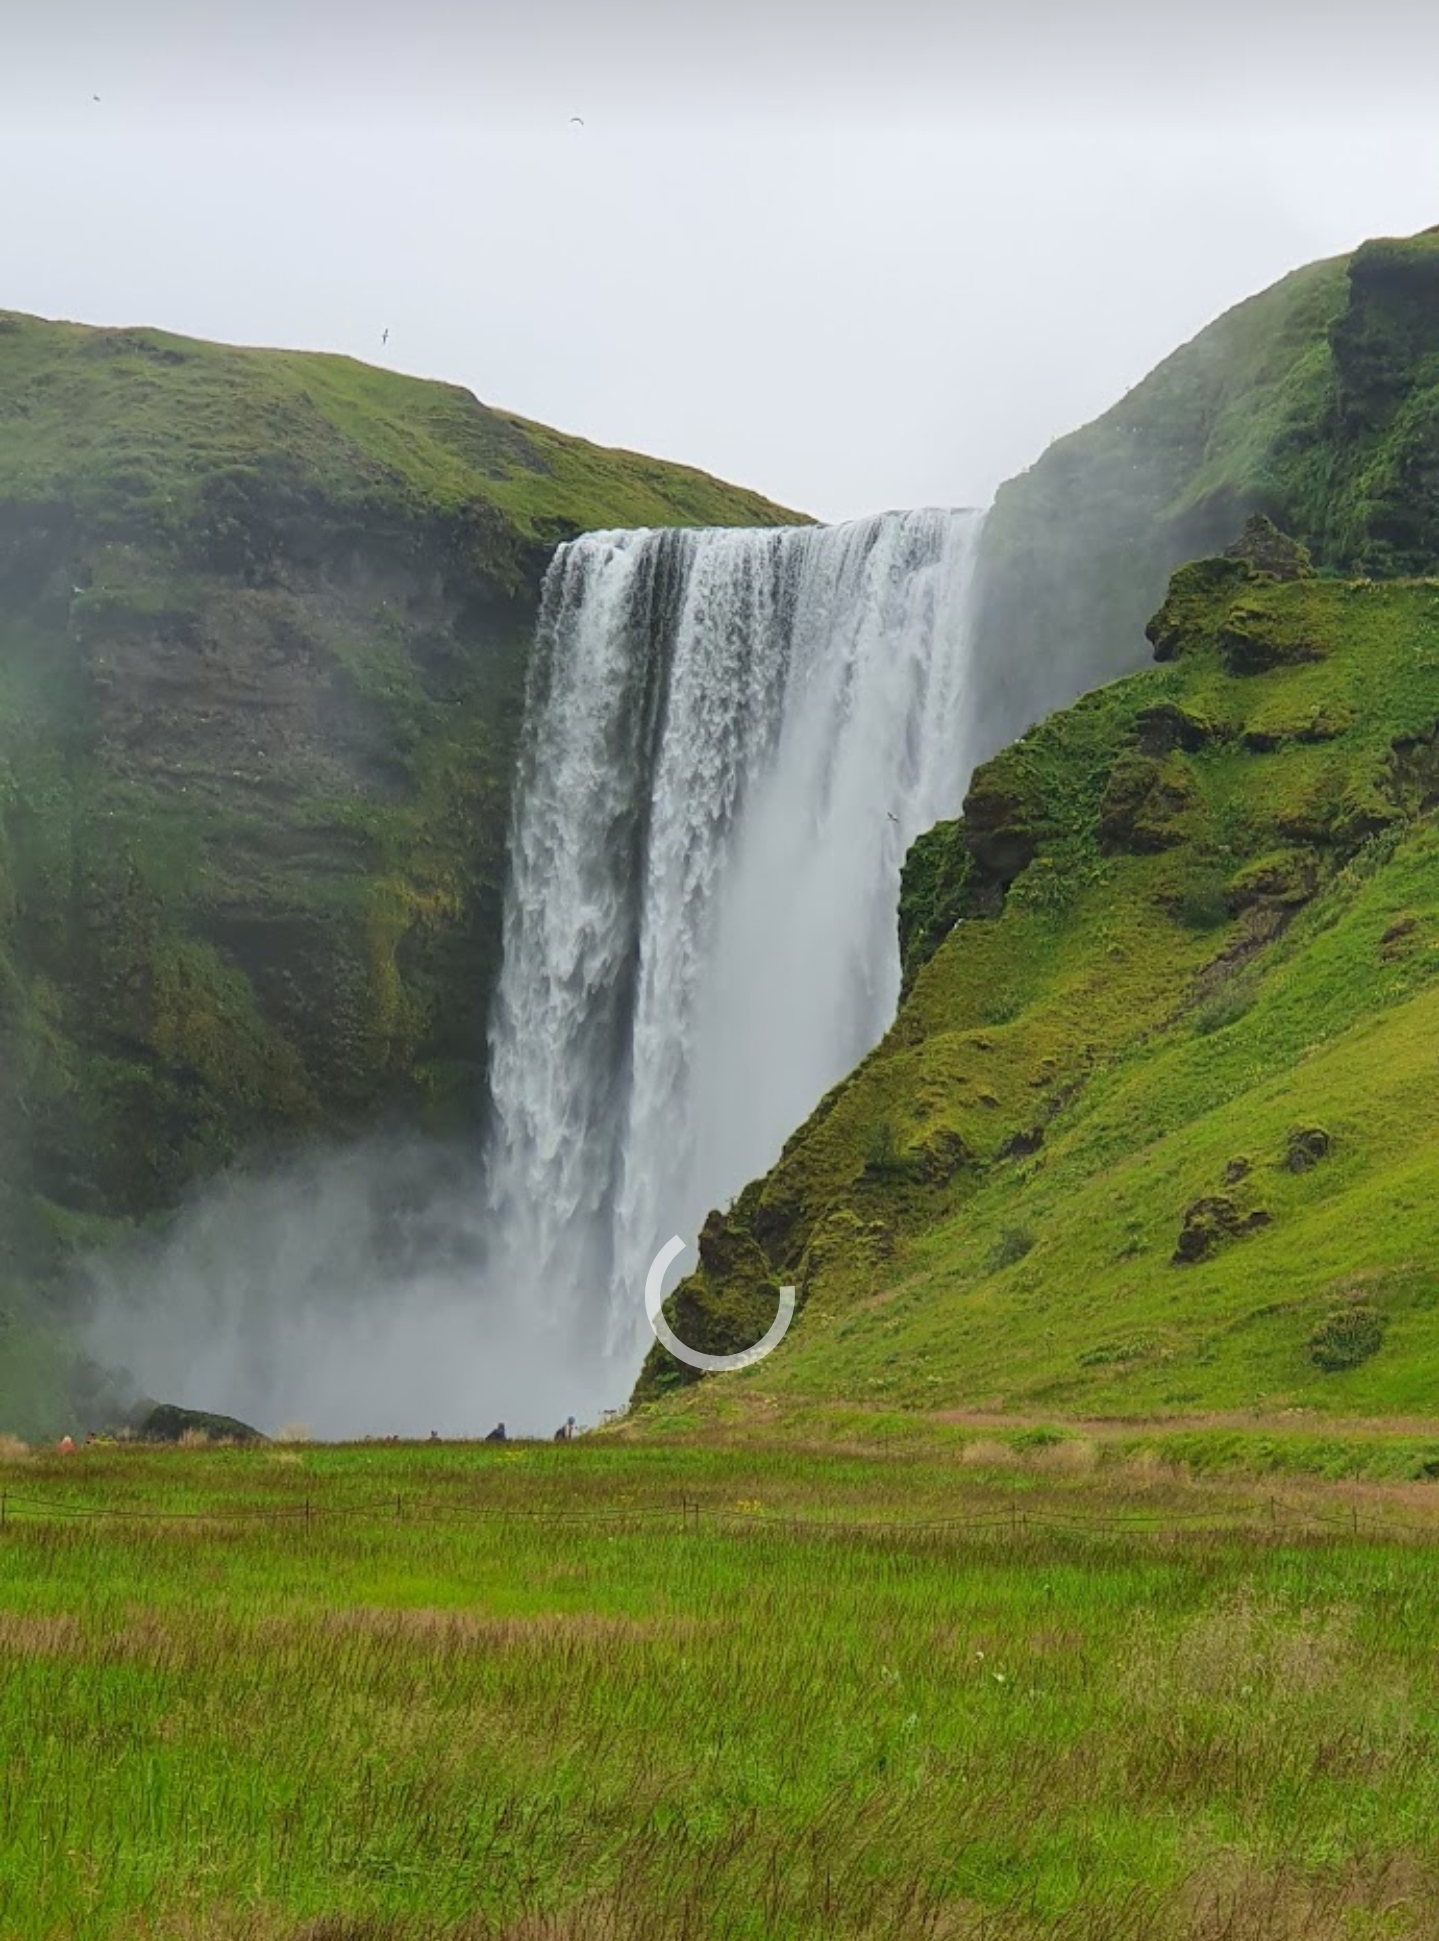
(7, 2, 1439, 522)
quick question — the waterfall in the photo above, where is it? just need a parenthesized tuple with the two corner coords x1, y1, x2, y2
(483, 507, 984, 1387)
(79, 508, 985, 1439)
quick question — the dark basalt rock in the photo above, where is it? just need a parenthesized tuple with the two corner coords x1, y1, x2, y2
(961, 759, 1046, 888)
(696, 1208, 772, 1281)
(751, 1187, 805, 1262)
(1222, 514, 1315, 582)
(1284, 1126, 1331, 1173)
(1135, 701, 1217, 757)
(1173, 1195, 1273, 1265)
(1386, 721, 1439, 817)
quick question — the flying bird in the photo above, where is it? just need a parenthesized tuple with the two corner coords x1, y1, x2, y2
(92, 94, 101, 102)
(886, 811, 900, 824)
(570, 116, 585, 128)
(381, 327, 389, 346)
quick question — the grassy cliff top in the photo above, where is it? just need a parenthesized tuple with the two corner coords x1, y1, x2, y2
(637, 531, 1439, 1425)
(0, 309, 805, 541)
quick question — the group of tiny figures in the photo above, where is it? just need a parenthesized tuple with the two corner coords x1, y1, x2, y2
(481, 1415, 577, 1443)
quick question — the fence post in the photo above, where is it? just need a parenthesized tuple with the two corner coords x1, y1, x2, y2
(1, 1489, 6, 1531)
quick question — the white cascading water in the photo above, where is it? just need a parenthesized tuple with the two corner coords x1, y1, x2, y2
(81, 509, 985, 1437)
(483, 508, 984, 1393)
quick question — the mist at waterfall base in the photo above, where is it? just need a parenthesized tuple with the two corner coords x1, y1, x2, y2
(80, 1138, 600, 1440)
(82, 509, 984, 1438)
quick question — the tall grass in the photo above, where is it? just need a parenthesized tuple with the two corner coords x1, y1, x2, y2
(2, 1438, 1438, 1938)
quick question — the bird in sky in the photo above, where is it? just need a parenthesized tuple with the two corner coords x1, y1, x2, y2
(886, 811, 900, 824)
(92, 94, 101, 102)
(381, 328, 389, 346)
(570, 116, 585, 128)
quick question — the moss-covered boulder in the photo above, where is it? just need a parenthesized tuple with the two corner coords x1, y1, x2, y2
(136, 1402, 267, 1444)
(1134, 700, 1220, 757)
(1284, 1125, 1332, 1173)
(960, 747, 1053, 891)
(898, 822, 973, 996)
(1222, 513, 1315, 581)
(1218, 600, 1327, 676)
(1225, 849, 1322, 913)
(1172, 1195, 1273, 1265)
(1098, 752, 1198, 854)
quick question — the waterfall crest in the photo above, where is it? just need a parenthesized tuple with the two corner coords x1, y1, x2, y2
(484, 508, 984, 1379)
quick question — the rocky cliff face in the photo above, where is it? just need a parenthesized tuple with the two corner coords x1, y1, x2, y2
(966, 227, 1439, 763)
(2, 496, 529, 1227)
(1324, 234, 1439, 574)
(0, 313, 800, 1315)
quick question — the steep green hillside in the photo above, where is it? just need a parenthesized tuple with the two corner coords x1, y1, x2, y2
(969, 228, 1439, 749)
(0, 310, 800, 1376)
(638, 521, 1439, 1418)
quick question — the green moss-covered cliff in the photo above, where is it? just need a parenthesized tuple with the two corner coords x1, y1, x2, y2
(635, 526, 1439, 1419)
(0, 311, 801, 1325)
(968, 227, 1439, 748)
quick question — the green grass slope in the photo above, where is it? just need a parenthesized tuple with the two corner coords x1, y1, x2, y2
(0, 310, 802, 1423)
(0, 310, 799, 546)
(637, 525, 1439, 1420)
(969, 226, 1439, 751)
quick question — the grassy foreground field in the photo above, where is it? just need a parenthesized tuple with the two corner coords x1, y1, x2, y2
(3, 1428, 1439, 1940)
